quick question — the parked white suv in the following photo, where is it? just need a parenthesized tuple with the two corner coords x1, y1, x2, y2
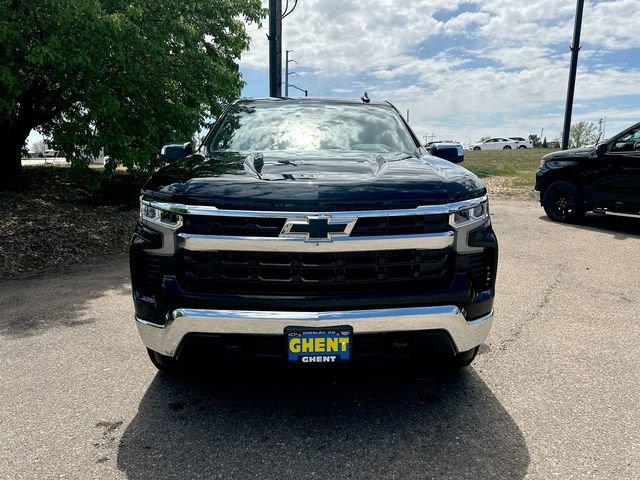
(508, 137, 533, 149)
(468, 138, 519, 151)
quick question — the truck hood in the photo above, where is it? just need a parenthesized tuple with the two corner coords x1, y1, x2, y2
(142, 151, 486, 211)
(543, 146, 596, 161)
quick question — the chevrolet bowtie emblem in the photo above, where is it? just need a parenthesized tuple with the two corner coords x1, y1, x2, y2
(280, 216, 357, 241)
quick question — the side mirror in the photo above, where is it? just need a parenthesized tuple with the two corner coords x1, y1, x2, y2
(596, 142, 608, 156)
(429, 144, 464, 164)
(159, 142, 193, 163)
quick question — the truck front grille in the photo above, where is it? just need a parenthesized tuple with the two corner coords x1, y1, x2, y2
(181, 214, 450, 237)
(177, 249, 453, 295)
(350, 214, 449, 236)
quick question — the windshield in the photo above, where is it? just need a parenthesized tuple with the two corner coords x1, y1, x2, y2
(208, 101, 417, 156)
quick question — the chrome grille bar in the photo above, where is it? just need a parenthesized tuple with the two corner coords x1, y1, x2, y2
(142, 195, 487, 219)
(177, 231, 455, 253)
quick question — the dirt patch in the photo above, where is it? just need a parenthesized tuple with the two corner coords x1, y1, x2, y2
(482, 176, 537, 200)
(0, 166, 144, 278)
(463, 148, 549, 200)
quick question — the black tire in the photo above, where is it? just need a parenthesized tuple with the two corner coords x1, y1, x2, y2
(543, 180, 585, 223)
(473, 146, 481, 151)
(449, 346, 478, 369)
(414, 346, 479, 374)
(503, 145, 512, 150)
(147, 348, 183, 375)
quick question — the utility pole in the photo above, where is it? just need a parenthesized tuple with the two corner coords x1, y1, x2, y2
(562, 0, 585, 150)
(268, 0, 282, 97)
(285, 50, 295, 97)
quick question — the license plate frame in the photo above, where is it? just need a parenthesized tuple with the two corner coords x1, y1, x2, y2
(285, 325, 353, 364)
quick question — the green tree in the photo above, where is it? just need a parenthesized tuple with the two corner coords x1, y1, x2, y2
(31, 140, 47, 157)
(0, 0, 264, 186)
(567, 119, 604, 148)
(528, 134, 541, 148)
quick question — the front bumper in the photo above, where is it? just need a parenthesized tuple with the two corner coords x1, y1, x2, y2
(137, 305, 493, 358)
(533, 189, 541, 203)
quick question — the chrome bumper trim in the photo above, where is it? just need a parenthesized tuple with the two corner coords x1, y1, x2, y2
(136, 306, 493, 357)
(177, 231, 455, 253)
(142, 195, 488, 219)
(533, 189, 541, 202)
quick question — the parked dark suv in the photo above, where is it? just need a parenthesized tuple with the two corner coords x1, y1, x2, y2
(130, 98, 498, 373)
(535, 122, 640, 222)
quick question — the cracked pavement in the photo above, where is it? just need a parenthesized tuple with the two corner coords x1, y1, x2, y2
(1, 199, 639, 479)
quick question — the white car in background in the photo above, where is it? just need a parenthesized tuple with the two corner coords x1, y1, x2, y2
(468, 138, 520, 151)
(508, 137, 533, 149)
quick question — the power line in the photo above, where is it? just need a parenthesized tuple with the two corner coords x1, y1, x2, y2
(282, 0, 298, 19)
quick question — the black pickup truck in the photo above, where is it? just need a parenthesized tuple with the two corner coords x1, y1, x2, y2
(535, 122, 640, 222)
(130, 98, 498, 373)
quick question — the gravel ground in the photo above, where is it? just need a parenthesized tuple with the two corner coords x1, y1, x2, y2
(482, 176, 535, 200)
(1, 199, 639, 479)
(0, 167, 140, 278)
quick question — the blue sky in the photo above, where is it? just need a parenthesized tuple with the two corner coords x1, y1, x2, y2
(27, 0, 640, 148)
(239, 0, 640, 144)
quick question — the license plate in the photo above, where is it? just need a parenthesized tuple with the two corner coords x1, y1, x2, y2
(285, 326, 353, 364)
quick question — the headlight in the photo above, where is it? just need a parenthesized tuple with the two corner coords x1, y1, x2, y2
(450, 200, 489, 228)
(140, 200, 183, 229)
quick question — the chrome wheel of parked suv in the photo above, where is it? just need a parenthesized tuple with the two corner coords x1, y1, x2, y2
(543, 180, 585, 223)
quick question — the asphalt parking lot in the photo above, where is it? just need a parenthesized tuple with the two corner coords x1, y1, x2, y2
(1, 199, 639, 479)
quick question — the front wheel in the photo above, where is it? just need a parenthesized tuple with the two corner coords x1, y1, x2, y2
(473, 146, 481, 151)
(503, 145, 512, 150)
(543, 180, 585, 223)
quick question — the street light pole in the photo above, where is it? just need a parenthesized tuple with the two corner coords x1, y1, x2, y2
(562, 0, 585, 150)
(285, 50, 294, 97)
(288, 83, 308, 97)
(268, 0, 282, 97)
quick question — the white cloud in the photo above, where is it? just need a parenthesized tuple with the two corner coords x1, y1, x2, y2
(583, 0, 640, 49)
(331, 88, 355, 93)
(240, 0, 640, 142)
(242, 0, 469, 72)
